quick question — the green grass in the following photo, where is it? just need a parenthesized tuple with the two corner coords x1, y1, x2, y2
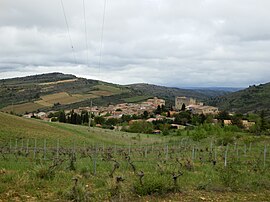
(1, 112, 270, 201)
(0, 112, 175, 147)
(94, 84, 129, 94)
(1, 139, 270, 201)
(1, 102, 44, 114)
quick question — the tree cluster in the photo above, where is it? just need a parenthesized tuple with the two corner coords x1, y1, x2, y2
(57, 110, 90, 125)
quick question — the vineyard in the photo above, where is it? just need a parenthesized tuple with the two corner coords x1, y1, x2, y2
(0, 137, 269, 201)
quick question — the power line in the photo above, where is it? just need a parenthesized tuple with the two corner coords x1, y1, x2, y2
(98, 0, 108, 80)
(83, 0, 89, 67)
(60, 0, 77, 65)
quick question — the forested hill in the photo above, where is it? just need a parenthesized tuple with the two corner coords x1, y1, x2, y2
(208, 82, 270, 116)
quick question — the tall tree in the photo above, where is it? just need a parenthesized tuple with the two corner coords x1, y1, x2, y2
(76, 114, 81, 125)
(58, 110, 66, 123)
(94, 116, 105, 125)
(70, 110, 77, 124)
(82, 111, 89, 124)
(174, 111, 191, 125)
(260, 110, 267, 131)
(155, 105, 162, 115)
(143, 111, 149, 119)
(181, 103, 186, 111)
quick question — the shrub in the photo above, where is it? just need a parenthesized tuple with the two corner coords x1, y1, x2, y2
(35, 165, 55, 180)
(129, 121, 154, 134)
(217, 165, 241, 190)
(162, 129, 170, 136)
(133, 174, 174, 195)
(176, 130, 182, 136)
(191, 129, 207, 141)
(65, 184, 90, 202)
(51, 117, 58, 122)
(224, 125, 242, 132)
(80, 167, 91, 179)
(217, 133, 235, 146)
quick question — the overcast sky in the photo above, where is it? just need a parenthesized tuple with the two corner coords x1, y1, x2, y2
(1, 0, 270, 87)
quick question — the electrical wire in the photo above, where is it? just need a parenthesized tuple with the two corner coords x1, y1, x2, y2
(98, 0, 107, 80)
(83, 0, 89, 67)
(60, 0, 77, 65)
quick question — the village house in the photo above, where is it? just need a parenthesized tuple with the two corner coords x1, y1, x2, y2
(35, 112, 47, 119)
(187, 105, 219, 115)
(23, 113, 34, 118)
(23, 112, 51, 121)
(224, 120, 232, 125)
(171, 124, 185, 130)
(223, 119, 255, 129)
(168, 110, 178, 117)
(146, 117, 163, 122)
(242, 120, 256, 129)
(146, 97, 166, 107)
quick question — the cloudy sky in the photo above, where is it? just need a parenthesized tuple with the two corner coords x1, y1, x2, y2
(1, 0, 270, 87)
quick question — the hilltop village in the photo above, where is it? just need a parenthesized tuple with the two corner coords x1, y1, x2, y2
(23, 96, 255, 133)
(24, 97, 217, 120)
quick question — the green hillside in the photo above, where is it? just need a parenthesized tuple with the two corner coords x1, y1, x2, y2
(208, 83, 270, 116)
(0, 73, 222, 114)
(0, 112, 173, 146)
(0, 73, 130, 114)
(1, 112, 270, 201)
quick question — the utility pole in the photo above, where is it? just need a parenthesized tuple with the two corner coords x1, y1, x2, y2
(88, 100, 92, 129)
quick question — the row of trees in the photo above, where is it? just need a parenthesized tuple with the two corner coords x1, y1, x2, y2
(51, 110, 89, 125)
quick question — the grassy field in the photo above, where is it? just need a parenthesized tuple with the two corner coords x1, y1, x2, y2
(0, 112, 270, 201)
(38, 79, 78, 86)
(0, 112, 172, 146)
(94, 84, 129, 94)
(1, 102, 43, 114)
(39, 92, 83, 105)
(0, 83, 131, 114)
(90, 90, 114, 97)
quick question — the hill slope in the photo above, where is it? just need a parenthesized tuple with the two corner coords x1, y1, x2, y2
(0, 73, 130, 113)
(0, 73, 224, 114)
(208, 83, 270, 115)
(0, 112, 171, 146)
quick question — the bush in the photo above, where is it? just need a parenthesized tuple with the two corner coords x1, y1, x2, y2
(191, 129, 207, 141)
(224, 125, 242, 132)
(162, 129, 170, 136)
(217, 164, 242, 190)
(51, 117, 58, 122)
(217, 133, 235, 146)
(35, 165, 55, 180)
(65, 183, 90, 202)
(133, 174, 174, 195)
(80, 167, 91, 179)
(128, 121, 154, 134)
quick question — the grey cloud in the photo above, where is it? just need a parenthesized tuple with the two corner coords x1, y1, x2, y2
(1, 0, 270, 87)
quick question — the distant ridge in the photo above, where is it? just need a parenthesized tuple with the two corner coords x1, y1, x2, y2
(183, 87, 243, 92)
(1, 72, 76, 83)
